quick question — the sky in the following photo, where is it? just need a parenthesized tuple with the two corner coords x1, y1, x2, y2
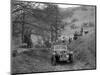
(58, 4, 80, 8)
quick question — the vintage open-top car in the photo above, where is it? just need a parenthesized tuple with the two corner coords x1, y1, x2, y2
(51, 44, 73, 65)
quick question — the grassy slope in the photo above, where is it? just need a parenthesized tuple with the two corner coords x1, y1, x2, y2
(68, 31, 96, 69)
(61, 6, 96, 69)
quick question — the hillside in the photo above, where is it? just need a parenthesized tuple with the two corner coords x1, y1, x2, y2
(68, 31, 96, 68)
(60, 6, 95, 37)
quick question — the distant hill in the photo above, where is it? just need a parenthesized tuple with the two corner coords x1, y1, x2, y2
(59, 6, 95, 37)
(60, 6, 95, 25)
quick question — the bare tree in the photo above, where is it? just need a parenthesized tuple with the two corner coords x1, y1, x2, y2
(12, 1, 64, 46)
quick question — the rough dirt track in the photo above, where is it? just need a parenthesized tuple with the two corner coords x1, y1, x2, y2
(12, 49, 74, 73)
(12, 49, 93, 74)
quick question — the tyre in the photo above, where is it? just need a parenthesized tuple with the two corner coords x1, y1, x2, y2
(51, 55, 57, 66)
(68, 54, 73, 63)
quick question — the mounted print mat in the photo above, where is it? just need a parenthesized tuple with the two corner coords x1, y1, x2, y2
(11, 0, 96, 74)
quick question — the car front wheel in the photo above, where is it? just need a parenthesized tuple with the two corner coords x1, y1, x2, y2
(68, 54, 73, 63)
(51, 55, 57, 66)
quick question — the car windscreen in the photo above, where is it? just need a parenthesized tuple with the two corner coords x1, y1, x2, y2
(54, 45, 67, 51)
